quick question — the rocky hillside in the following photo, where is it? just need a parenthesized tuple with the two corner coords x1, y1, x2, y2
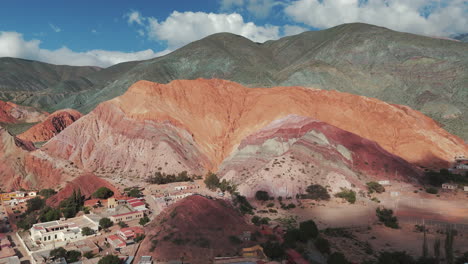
(0, 23, 466, 140)
(18, 109, 82, 142)
(0, 99, 48, 124)
(32, 79, 467, 196)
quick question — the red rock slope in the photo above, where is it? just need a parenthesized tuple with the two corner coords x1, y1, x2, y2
(0, 127, 35, 191)
(0, 99, 48, 123)
(136, 195, 257, 264)
(18, 109, 82, 142)
(46, 173, 120, 207)
(43, 79, 467, 176)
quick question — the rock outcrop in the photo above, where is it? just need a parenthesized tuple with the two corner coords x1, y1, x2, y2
(18, 109, 82, 142)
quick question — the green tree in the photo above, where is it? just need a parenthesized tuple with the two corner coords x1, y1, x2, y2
(50, 247, 67, 259)
(304, 184, 330, 200)
(26, 197, 45, 213)
(98, 255, 121, 264)
(99, 217, 113, 229)
(66, 250, 82, 263)
(434, 238, 441, 264)
(204, 172, 220, 190)
(299, 220, 319, 240)
(81, 227, 94, 236)
(40, 207, 61, 222)
(92, 187, 114, 199)
(376, 208, 399, 229)
(118, 221, 128, 228)
(445, 228, 455, 264)
(422, 224, 428, 258)
(38, 188, 57, 198)
(262, 241, 285, 260)
(328, 252, 349, 264)
(83, 252, 95, 259)
(377, 251, 414, 264)
(126, 188, 142, 198)
(255, 190, 270, 201)
(139, 216, 150, 226)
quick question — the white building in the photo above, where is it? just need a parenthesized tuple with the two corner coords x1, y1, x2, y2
(174, 186, 188, 191)
(464, 186, 468, 192)
(14, 192, 25, 198)
(442, 183, 457, 190)
(28, 191, 37, 197)
(30, 216, 99, 245)
(378, 180, 390, 186)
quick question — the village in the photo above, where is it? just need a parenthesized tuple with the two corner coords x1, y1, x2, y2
(0, 157, 467, 264)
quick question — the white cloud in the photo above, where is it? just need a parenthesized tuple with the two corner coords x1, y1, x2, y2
(284, 0, 468, 36)
(143, 11, 280, 49)
(49, 23, 62, 33)
(126, 10, 144, 25)
(283, 24, 309, 36)
(220, 0, 245, 10)
(91, 29, 98, 34)
(0, 31, 160, 67)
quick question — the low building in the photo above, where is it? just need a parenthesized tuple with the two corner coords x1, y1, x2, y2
(0, 256, 20, 264)
(30, 215, 99, 245)
(442, 183, 457, 190)
(110, 211, 144, 223)
(118, 226, 144, 241)
(464, 186, 468, 192)
(127, 198, 146, 211)
(66, 239, 100, 255)
(0, 248, 16, 262)
(378, 180, 390, 186)
(139, 256, 152, 264)
(0, 237, 11, 248)
(107, 234, 126, 249)
(28, 191, 37, 197)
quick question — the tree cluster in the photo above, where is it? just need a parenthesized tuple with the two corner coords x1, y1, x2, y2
(146, 171, 194, 184)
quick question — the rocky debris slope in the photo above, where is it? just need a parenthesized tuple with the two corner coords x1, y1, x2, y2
(219, 115, 421, 198)
(0, 99, 48, 123)
(136, 195, 256, 264)
(18, 109, 82, 142)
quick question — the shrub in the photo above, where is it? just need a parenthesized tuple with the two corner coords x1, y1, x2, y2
(92, 187, 114, 199)
(367, 182, 386, 194)
(315, 236, 331, 254)
(233, 194, 254, 215)
(255, 190, 270, 201)
(376, 208, 399, 229)
(267, 202, 275, 207)
(118, 221, 128, 228)
(262, 241, 285, 260)
(304, 184, 331, 200)
(335, 189, 356, 204)
(50, 247, 67, 259)
(83, 252, 95, 259)
(66, 250, 82, 263)
(327, 252, 350, 264)
(134, 234, 145, 243)
(126, 188, 142, 198)
(377, 251, 414, 264)
(426, 187, 438, 194)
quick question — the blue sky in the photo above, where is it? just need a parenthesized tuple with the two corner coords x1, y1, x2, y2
(0, 0, 466, 67)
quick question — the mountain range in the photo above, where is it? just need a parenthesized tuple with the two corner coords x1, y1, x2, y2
(0, 23, 467, 141)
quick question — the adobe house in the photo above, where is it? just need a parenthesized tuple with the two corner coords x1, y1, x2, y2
(442, 183, 457, 190)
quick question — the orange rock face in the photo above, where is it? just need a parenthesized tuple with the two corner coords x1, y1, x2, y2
(0, 99, 48, 123)
(77, 79, 466, 169)
(18, 109, 82, 142)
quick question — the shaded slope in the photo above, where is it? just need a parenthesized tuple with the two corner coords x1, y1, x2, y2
(136, 195, 256, 264)
(42, 79, 467, 181)
(18, 109, 82, 142)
